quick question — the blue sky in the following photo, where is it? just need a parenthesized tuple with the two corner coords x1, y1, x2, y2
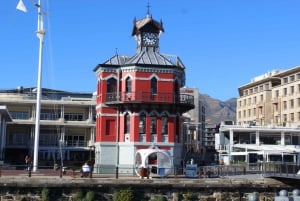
(1, 1, 300, 101)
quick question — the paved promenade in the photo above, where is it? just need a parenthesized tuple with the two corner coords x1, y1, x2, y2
(0, 169, 291, 189)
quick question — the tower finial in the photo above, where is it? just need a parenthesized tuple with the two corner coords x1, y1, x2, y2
(146, 1, 151, 18)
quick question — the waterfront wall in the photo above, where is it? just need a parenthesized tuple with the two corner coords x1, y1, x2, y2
(0, 175, 297, 200)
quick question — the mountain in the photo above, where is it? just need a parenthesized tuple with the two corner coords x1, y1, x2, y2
(199, 94, 236, 124)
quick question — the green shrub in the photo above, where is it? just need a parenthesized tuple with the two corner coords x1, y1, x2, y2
(73, 188, 84, 201)
(150, 195, 167, 201)
(85, 191, 95, 201)
(41, 187, 50, 201)
(113, 188, 135, 201)
(183, 192, 195, 201)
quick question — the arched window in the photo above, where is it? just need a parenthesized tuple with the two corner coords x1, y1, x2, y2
(97, 79, 101, 95)
(107, 77, 117, 93)
(150, 113, 157, 134)
(125, 77, 132, 93)
(139, 113, 146, 134)
(161, 113, 168, 135)
(151, 77, 157, 95)
(174, 80, 179, 102)
(175, 115, 180, 142)
(124, 113, 130, 134)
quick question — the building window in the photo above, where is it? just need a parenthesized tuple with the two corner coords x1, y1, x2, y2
(248, 109, 251, 117)
(253, 108, 256, 116)
(283, 101, 287, 110)
(150, 114, 157, 134)
(290, 75, 295, 82)
(174, 80, 179, 101)
(40, 109, 60, 120)
(265, 83, 269, 90)
(107, 77, 117, 93)
(97, 79, 101, 95)
(10, 111, 30, 119)
(283, 114, 287, 123)
(283, 77, 288, 84)
(40, 134, 58, 146)
(291, 86, 295, 95)
(161, 113, 168, 135)
(125, 113, 130, 134)
(275, 90, 279, 98)
(64, 113, 84, 121)
(283, 88, 287, 96)
(175, 116, 180, 143)
(274, 103, 278, 112)
(8, 133, 29, 146)
(151, 77, 157, 95)
(125, 77, 132, 93)
(66, 135, 85, 147)
(139, 113, 146, 134)
(254, 96, 257, 104)
(298, 112, 300, 121)
(260, 94, 263, 101)
(290, 113, 294, 122)
(297, 73, 300, 80)
(275, 116, 279, 124)
(290, 99, 294, 109)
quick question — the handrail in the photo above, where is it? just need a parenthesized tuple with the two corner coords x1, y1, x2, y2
(104, 92, 194, 105)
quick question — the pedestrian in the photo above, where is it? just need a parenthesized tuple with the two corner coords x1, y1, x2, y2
(25, 155, 32, 171)
(81, 162, 90, 177)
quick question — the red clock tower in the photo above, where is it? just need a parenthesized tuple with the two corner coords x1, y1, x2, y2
(93, 13, 194, 174)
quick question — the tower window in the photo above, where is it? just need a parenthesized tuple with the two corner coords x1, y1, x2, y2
(150, 114, 157, 134)
(161, 114, 168, 135)
(125, 113, 130, 134)
(139, 113, 146, 134)
(151, 77, 157, 95)
(126, 77, 132, 93)
(107, 78, 117, 93)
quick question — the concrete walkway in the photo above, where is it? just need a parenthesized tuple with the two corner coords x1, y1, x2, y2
(0, 169, 289, 189)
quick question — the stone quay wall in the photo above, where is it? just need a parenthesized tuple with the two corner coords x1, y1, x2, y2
(0, 173, 297, 201)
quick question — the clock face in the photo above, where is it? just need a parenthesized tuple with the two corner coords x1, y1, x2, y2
(142, 32, 158, 46)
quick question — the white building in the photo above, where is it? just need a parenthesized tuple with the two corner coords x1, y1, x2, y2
(216, 122, 300, 165)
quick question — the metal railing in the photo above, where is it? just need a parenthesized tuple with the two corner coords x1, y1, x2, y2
(0, 162, 299, 179)
(104, 92, 194, 105)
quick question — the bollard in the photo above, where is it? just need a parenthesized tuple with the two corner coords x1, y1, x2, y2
(274, 190, 289, 201)
(291, 189, 300, 201)
(147, 167, 149, 179)
(115, 166, 119, 179)
(28, 167, 31, 177)
(248, 193, 258, 201)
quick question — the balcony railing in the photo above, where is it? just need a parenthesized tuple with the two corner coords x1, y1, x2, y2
(104, 92, 194, 105)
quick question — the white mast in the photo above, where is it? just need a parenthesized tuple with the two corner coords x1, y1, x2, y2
(33, 0, 45, 172)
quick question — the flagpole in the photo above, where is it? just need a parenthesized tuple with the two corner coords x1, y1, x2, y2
(33, 0, 45, 172)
